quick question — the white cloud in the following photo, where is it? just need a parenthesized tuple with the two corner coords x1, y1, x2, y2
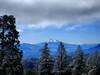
(17, 29, 23, 32)
(65, 25, 83, 30)
(0, 0, 100, 28)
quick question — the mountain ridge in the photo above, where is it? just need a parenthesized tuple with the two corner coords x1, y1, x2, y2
(20, 42, 100, 59)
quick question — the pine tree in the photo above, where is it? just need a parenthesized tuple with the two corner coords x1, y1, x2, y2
(0, 15, 23, 75)
(53, 42, 69, 75)
(87, 50, 100, 75)
(39, 43, 53, 75)
(72, 45, 85, 75)
(95, 52, 100, 75)
(0, 16, 5, 75)
(87, 50, 100, 69)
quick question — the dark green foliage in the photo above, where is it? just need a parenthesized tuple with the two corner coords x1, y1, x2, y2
(25, 69, 38, 75)
(39, 43, 53, 75)
(53, 42, 69, 75)
(71, 45, 86, 75)
(0, 15, 23, 75)
(87, 50, 100, 75)
(87, 50, 100, 69)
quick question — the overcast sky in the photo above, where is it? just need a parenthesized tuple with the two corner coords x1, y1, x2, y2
(0, 0, 100, 44)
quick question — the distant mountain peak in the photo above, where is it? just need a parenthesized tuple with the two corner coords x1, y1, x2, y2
(48, 39, 61, 43)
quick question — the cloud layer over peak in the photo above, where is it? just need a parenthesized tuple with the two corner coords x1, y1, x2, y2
(0, 0, 100, 27)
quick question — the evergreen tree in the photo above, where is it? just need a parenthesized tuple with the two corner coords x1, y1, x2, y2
(0, 16, 5, 75)
(72, 45, 85, 75)
(87, 50, 100, 69)
(95, 53, 100, 75)
(39, 43, 53, 75)
(53, 42, 69, 75)
(0, 15, 23, 75)
(87, 50, 100, 75)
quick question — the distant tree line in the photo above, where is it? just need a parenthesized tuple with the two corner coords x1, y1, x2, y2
(0, 15, 100, 75)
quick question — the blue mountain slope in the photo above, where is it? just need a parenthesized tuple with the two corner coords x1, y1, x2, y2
(85, 44, 100, 54)
(20, 43, 41, 59)
(20, 42, 99, 59)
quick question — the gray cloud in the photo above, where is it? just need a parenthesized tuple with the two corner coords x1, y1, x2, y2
(0, 0, 100, 27)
